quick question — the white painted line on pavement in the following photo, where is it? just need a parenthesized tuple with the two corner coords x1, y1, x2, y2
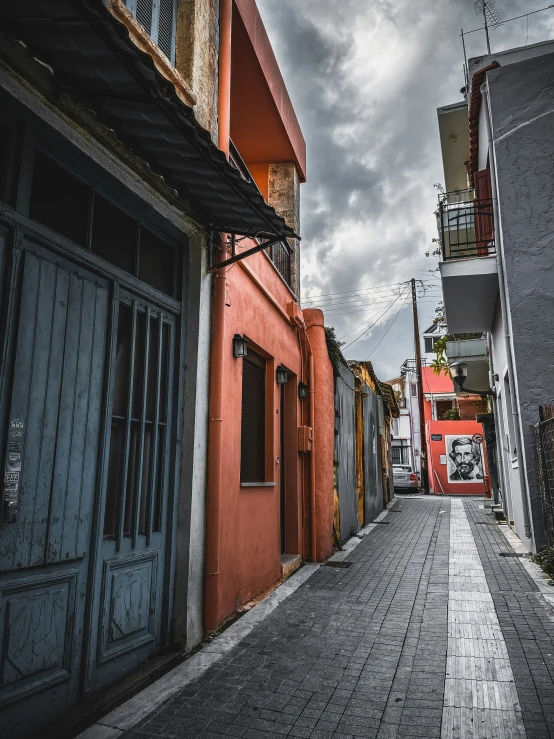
(442, 500, 526, 738)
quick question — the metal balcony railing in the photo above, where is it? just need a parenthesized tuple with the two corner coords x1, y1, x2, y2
(229, 140, 294, 289)
(438, 189, 495, 261)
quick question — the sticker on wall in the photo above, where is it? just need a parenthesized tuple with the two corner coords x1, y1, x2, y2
(431, 434, 442, 441)
(440, 454, 447, 465)
(445, 434, 484, 483)
(2, 418, 25, 523)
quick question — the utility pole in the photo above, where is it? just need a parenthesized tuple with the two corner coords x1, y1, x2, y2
(411, 278, 429, 494)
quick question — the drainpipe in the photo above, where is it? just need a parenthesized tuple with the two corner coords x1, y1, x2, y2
(204, 0, 232, 633)
(482, 82, 532, 539)
(308, 345, 317, 562)
(296, 323, 317, 562)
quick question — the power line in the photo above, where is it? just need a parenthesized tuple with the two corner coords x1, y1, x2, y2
(308, 291, 419, 311)
(341, 287, 410, 350)
(302, 281, 409, 304)
(324, 299, 441, 316)
(303, 279, 408, 300)
(364, 298, 410, 360)
(302, 280, 441, 308)
(303, 278, 439, 303)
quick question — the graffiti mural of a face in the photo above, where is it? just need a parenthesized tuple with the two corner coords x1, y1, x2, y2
(446, 435, 483, 483)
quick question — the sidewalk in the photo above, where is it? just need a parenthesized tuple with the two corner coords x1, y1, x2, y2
(82, 498, 554, 739)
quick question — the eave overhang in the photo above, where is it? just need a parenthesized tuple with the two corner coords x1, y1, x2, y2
(0, 0, 297, 240)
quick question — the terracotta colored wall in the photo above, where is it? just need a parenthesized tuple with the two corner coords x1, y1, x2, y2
(458, 395, 487, 420)
(304, 309, 335, 562)
(426, 419, 489, 495)
(216, 246, 304, 623)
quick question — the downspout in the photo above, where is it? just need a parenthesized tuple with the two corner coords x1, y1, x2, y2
(296, 323, 317, 563)
(308, 345, 317, 562)
(482, 81, 532, 539)
(204, 0, 232, 633)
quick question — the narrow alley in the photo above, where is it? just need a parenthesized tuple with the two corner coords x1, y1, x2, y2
(88, 498, 554, 739)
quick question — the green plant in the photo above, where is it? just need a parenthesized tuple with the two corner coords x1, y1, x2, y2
(324, 327, 346, 378)
(533, 546, 554, 576)
(438, 406, 460, 421)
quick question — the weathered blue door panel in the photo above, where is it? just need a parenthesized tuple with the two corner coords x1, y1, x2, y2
(85, 294, 177, 693)
(0, 241, 109, 733)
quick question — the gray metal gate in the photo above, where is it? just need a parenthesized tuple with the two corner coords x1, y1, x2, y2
(363, 386, 383, 524)
(335, 364, 359, 540)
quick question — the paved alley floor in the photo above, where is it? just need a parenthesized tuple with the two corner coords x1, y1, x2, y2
(117, 498, 554, 739)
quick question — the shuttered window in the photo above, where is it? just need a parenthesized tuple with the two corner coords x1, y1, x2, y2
(125, 0, 177, 62)
(240, 350, 266, 483)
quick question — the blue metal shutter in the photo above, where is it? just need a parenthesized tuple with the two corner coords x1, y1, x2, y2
(157, 0, 175, 59)
(136, 0, 153, 36)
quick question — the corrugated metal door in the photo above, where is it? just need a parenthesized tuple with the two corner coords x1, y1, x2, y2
(335, 365, 359, 540)
(363, 388, 383, 524)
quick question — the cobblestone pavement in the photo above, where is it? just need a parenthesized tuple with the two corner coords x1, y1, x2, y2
(121, 498, 554, 739)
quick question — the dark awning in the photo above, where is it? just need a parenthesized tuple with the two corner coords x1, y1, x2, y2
(0, 0, 297, 239)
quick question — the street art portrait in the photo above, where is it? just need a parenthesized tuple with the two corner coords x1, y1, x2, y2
(445, 435, 484, 483)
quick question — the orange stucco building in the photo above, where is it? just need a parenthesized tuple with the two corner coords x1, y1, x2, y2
(204, 0, 334, 631)
(422, 368, 489, 495)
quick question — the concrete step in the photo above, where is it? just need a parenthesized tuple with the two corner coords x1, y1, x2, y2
(281, 554, 302, 579)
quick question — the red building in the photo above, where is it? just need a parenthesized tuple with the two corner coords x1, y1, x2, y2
(204, 0, 335, 631)
(422, 368, 489, 495)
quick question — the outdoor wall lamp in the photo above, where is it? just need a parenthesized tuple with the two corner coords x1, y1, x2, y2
(298, 382, 309, 398)
(276, 366, 289, 385)
(233, 334, 248, 358)
(453, 362, 468, 390)
(452, 362, 496, 397)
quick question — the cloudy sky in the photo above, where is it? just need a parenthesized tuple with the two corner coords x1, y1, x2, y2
(256, 0, 554, 380)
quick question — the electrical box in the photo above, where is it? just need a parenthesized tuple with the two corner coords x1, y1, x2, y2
(298, 426, 313, 453)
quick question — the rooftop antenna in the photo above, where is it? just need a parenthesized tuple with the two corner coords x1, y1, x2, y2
(474, 0, 502, 54)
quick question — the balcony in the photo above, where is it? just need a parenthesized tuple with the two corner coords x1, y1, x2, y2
(438, 190, 498, 334)
(229, 140, 293, 289)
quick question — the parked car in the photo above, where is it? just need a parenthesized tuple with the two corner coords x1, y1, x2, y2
(393, 464, 419, 491)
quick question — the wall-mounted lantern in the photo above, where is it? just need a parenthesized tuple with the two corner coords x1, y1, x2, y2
(452, 362, 468, 391)
(298, 382, 309, 399)
(233, 334, 248, 358)
(276, 366, 289, 385)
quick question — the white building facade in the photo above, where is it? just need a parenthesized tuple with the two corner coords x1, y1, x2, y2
(436, 40, 554, 552)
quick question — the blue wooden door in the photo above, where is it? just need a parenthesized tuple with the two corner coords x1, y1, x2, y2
(0, 239, 109, 730)
(85, 289, 177, 693)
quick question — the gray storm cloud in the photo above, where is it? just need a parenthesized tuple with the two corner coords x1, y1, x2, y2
(256, 0, 554, 380)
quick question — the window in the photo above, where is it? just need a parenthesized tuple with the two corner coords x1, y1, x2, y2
(392, 440, 410, 466)
(392, 418, 399, 436)
(29, 151, 178, 298)
(424, 336, 440, 353)
(0, 119, 12, 203)
(29, 150, 91, 246)
(126, 0, 177, 62)
(240, 350, 266, 483)
(91, 193, 136, 273)
(410, 383, 417, 397)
